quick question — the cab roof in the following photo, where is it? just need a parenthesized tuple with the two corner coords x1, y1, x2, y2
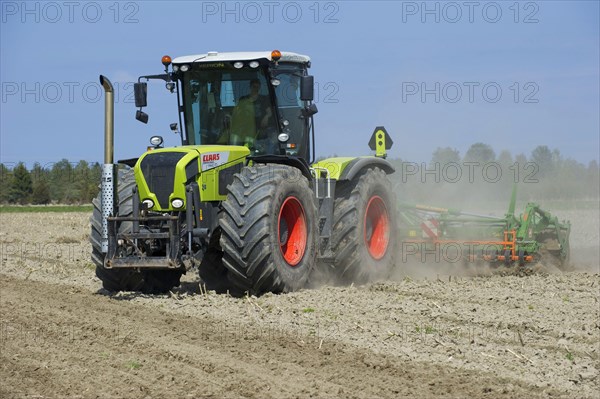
(172, 51, 310, 65)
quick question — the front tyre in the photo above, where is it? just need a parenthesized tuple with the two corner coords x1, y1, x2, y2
(219, 165, 318, 295)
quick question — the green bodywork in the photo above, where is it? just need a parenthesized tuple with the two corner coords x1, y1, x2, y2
(133, 125, 393, 212)
(134, 145, 250, 211)
(134, 146, 388, 211)
(312, 127, 391, 179)
(509, 202, 571, 260)
(311, 157, 356, 179)
(311, 156, 388, 179)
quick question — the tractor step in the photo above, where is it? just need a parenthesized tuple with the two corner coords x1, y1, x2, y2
(105, 257, 180, 269)
(316, 178, 336, 243)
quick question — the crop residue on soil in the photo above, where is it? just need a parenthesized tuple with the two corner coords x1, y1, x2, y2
(0, 210, 599, 398)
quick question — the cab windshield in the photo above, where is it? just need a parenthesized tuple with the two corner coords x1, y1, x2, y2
(182, 66, 279, 154)
(181, 63, 309, 158)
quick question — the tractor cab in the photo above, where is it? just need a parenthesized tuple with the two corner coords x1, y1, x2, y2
(136, 50, 317, 161)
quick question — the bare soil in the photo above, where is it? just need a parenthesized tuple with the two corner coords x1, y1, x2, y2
(0, 210, 598, 398)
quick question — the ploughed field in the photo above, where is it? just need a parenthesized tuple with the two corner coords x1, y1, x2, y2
(0, 209, 598, 398)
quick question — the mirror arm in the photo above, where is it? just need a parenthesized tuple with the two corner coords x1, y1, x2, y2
(138, 73, 172, 83)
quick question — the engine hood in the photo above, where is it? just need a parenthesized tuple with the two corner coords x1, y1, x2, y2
(134, 145, 250, 210)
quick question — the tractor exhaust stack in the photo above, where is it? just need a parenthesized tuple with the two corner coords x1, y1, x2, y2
(99, 75, 117, 253)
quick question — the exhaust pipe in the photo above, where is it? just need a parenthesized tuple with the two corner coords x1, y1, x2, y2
(100, 75, 114, 164)
(99, 75, 117, 253)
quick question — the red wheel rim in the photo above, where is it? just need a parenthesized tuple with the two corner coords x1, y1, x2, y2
(364, 196, 390, 260)
(278, 196, 307, 266)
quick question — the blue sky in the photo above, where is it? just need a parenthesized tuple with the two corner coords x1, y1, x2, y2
(1, 0, 598, 167)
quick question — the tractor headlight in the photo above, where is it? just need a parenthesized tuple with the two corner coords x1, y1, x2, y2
(142, 199, 155, 209)
(249, 61, 259, 68)
(150, 136, 163, 147)
(171, 198, 184, 209)
(180, 64, 189, 72)
(233, 61, 244, 69)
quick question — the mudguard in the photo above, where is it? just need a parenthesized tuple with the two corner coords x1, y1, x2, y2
(312, 156, 395, 181)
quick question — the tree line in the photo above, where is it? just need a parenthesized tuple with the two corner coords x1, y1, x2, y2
(387, 143, 599, 205)
(0, 160, 101, 205)
(1, 143, 598, 205)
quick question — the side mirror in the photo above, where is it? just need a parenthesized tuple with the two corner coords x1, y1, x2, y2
(300, 75, 314, 102)
(136, 110, 149, 124)
(134, 82, 147, 108)
(301, 103, 318, 118)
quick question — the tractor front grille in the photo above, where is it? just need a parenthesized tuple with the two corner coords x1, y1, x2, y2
(140, 152, 186, 209)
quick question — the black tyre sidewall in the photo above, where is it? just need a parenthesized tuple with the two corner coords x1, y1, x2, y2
(268, 175, 318, 290)
(331, 168, 397, 283)
(219, 164, 318, 295)
(353, 171, 396, 281)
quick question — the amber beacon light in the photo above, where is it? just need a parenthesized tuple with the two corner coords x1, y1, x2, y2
(271, 50, 282, 61)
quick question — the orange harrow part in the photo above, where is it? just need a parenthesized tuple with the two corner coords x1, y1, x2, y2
(404, 230, 534, 263)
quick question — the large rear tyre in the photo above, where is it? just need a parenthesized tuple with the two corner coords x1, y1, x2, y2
(330, 167, 396, 283)
(219, 164, 318, 295)
(90, 168, 183, 294)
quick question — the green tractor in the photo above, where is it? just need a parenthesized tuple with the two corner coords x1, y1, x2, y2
(91, 50, 397, 295)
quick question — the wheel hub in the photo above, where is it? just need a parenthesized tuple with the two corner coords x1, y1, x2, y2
(278, 197, 307, 266)
(364, 195, 390, 260)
